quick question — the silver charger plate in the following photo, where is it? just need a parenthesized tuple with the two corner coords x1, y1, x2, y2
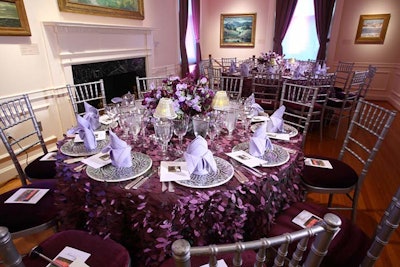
(86, 152, 152, 182)
(250, 122, 298, 138)
(174, 157, 234, 189)
(232, 143, 290, 167)
(60, 138, 109, 157)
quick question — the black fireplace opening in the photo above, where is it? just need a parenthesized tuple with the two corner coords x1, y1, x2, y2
(72, 57, 146, 103)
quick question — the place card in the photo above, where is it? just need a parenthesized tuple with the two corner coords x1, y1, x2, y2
(160, 161, 190, 182)
(81, 152, 111, 169)
(46, 246, 90, 267)
(226, 150, 268, 168)
(251, 115, 269, 123)
(40, 152, 57, 161)
(74, 131, 106, 143)
(200, 259, 228, 267)
(5, 188, 49, 204)
(304, 157, 333, 169)
(266, 132, 290, 141)
(292, 210, 322, 228)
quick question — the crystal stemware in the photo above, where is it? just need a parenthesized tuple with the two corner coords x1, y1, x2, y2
(153, 119, 173, 160)
(172, 114, 189, 155)
(224, 108, 238, 139)
(128, 113, 142, 143)
(104, 103, 119, 129)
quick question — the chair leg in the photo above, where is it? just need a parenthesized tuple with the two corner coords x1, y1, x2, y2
(328, 193, 333, 207)
(351, 187, 360, 223)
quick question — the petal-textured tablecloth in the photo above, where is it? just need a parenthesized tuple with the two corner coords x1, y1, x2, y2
(55, 125, 305, 267)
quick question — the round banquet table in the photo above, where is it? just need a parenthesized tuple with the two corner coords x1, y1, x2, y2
(54, 123, 306, 266)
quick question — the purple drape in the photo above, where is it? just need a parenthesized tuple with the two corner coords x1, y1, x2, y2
(314, 0, 336, 60)
(192, 0, 201, 79)
(273, 0, 298, 55)
(179, 0, 189, 77)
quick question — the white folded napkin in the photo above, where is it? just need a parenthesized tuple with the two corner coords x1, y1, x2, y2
(266, 105, 285, 133)
(244, 93, 264, 116)
(68, 115, 97, 151)
(183, 136, 217, 175)
(83, 102, 101, 130)
(101, 131, 132, 168)
(249, 122, 273, 157)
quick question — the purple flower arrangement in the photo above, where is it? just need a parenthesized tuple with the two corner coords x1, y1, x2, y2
(257, 51, 285, 66)
(142, 74, 215, 117)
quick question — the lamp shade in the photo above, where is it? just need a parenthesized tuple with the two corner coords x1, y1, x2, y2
(211, 91, 230, 110)
(153, 98, 177, 119)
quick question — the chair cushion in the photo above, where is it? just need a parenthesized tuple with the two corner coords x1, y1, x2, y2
(160, 250, 256, 267)
(24, 153, 57, 180)
(268, 202, 371, 267)
(22, 230, 131, 267)
(302, 155, 358, 189)
(0, 180, 58, 234)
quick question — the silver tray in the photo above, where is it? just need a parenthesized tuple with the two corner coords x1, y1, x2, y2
(174, 157, 234, 189)
(250, 122, 298, 138)
(232, 143, 290, 167)
(60, 138, 109, 157)
(86, 152, 152, 182)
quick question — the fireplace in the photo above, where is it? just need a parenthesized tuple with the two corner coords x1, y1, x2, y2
(72, 57, 146, 102)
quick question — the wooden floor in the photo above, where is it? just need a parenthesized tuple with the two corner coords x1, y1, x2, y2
(1, 100, 399, 266)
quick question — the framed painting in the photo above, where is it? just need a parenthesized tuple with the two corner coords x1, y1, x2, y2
(58, 0, 144, 20)
(220, 13, 256, 47)
(0, 0, 31, 36)
(355, 14, 390, 44)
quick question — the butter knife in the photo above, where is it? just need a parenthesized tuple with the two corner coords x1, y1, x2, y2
(125, 169, 155, 190)
(234, 169, 249, 184)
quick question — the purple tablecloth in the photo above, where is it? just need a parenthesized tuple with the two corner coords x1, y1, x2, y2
(55, 124, 305, 266)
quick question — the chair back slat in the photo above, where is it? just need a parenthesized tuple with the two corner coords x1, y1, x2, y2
(361, 187, 400, 267)
(67, 79, 106, 116)
(252, 72, 282, 112)
(0, 95, 47, 185)
(171, 213, 341, 267)
(280, 82, 319, 147)
(136, 76, 166, 99)
(339, 99, 397, 186)
(220, 76, 243, 100)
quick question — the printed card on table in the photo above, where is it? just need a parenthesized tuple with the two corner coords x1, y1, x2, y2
(74, 131, 106, 143)
(292, 210, 322, 228)
(46, 246, 90, 267)
(40, 152, 57, 161)
(5, 188, 49, 204)
(160, 161, 191, 182)
(81, 152, 111, 169)
(304, 158, 333, 169)
(200, 259, 228, 267)
(226, 150, 268, 168)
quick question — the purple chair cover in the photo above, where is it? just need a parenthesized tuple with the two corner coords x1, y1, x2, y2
(0, 180, 58, 234)
(24, 154, 57, 180)
(269, 201, 371, 267)
(22, 230, 131, 267)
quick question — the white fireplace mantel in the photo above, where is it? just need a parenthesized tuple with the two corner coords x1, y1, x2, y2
(42, 21, 155, 84)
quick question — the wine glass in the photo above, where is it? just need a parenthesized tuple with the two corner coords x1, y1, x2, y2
(104, 103, 119, 129)
(192, 114, 210, 138)
(153, 119, 173, 160)
(224, 108, 238, 139)
(128, 113, 142, 143)
(172, 115, 190, 155)
(118, 111, 131, 140)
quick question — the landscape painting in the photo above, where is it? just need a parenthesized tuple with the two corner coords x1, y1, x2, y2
(355, 14, 390, 44)
(0, 0, 31, 36)
(220, 13, 256, 47)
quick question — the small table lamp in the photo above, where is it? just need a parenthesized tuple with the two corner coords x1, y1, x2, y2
(153, 97, 177, 119)
(211, 91, 230, 111)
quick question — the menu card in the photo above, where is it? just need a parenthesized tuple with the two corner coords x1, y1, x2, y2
(74, 131, 106, 143)
(304, 157, 333, 169)
(40, 152, 57, 161)
(5, 188, 49, 204)
(46, 246, 90, 267)
(160, 161, 191, 182)
(81, 152, 111, 169)
(226, 150, 268, 168)
(200, 259, 228, 267)
(292, 210, 322, 228)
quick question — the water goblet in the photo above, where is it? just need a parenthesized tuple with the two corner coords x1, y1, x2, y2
(118, 112, 131, 140)
(172, 115, 189, 155)
(192, 114, 210, 138)
(104, 103, 119, 129)
(128, 114, 142, 143)
(153, 119, 173, 160)
(224, 108, 238, 139)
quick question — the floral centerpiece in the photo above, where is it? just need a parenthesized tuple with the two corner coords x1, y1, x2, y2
(257, 51, 285, 66)
(142, 74, 215, 117)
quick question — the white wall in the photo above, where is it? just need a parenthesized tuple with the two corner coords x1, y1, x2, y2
(0, 0, 180, 183)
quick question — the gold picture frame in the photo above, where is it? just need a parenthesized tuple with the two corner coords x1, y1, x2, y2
(58, 0, 144, 20)
(355, 14, 390, 44)
(220, 13, 256, 47)
(0, 0, 31, 36)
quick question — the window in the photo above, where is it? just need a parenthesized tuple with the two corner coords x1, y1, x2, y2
(185, 0, 197, 73)
(282, 0, 319, 60)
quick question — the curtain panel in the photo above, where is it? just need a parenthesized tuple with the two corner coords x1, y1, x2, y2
(179, 0, 189, 77)
(314, 0, 336, 60)
(273, 0, 298, 55)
